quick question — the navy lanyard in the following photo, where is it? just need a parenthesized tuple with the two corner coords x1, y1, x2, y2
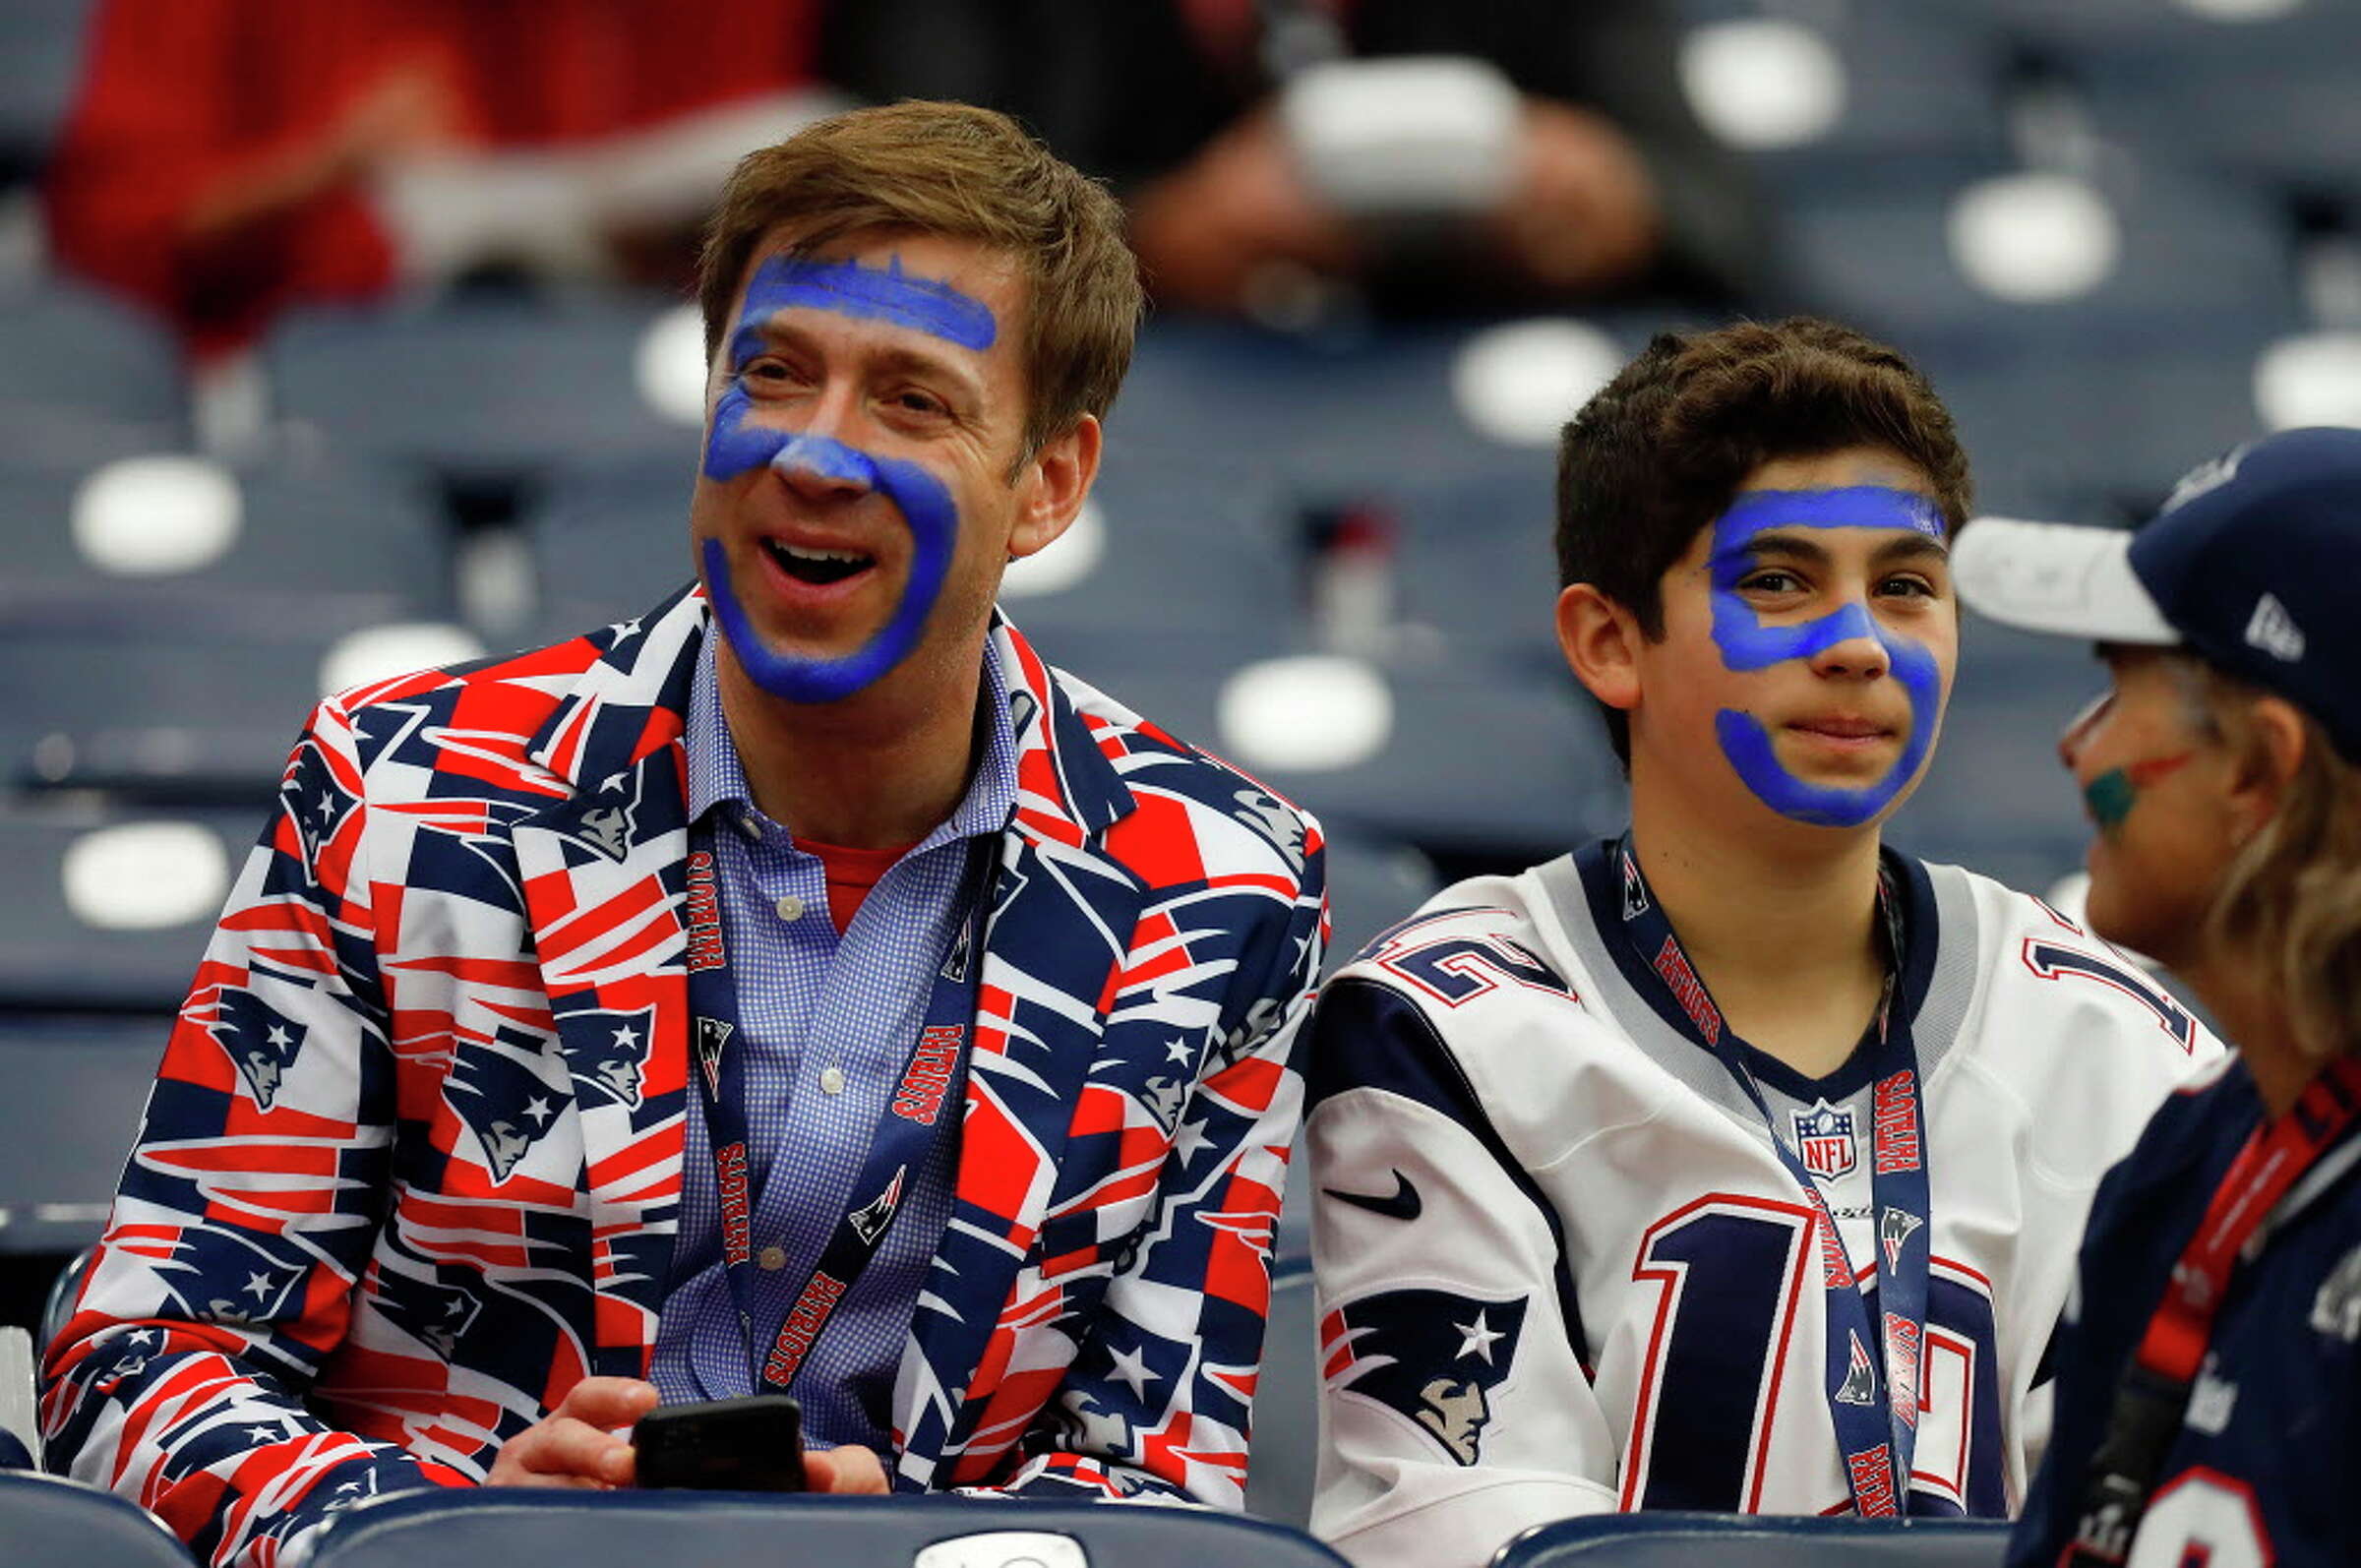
(682, 819, 992, 1393)
(1611, 835, 1934, 1518)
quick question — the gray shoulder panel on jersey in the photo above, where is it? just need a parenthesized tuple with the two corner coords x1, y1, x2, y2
(1909, 861, 1987, 1086)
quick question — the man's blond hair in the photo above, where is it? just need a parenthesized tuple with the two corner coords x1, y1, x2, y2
(698, 100, 1141, 461)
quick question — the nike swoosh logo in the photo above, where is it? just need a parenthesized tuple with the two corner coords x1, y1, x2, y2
(1323, 1170, 1422, 1221)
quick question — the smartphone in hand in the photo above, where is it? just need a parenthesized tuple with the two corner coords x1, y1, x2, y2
(633, 1394, 806, 1491)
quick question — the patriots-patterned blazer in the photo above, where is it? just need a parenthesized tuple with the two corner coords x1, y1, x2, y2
(42, 585, 1327, 1568)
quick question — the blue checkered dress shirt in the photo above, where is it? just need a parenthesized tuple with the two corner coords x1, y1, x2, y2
(651, 631, 1017, 1453)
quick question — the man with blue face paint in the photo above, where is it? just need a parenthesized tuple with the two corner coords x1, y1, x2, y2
(45, 102, 1327, 1565)
(1303, 319, 2216, 1568)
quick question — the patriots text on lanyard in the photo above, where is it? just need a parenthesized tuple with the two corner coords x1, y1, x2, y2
(891, 1024, 962, 1124)
(715, 1141, 752, 1267)
(686, 850, 726, 972)
(763, 1271, 848, 1388)
(1846, 1446, 1901, 1517)
(1651, 935, 1725, 1044)
(1872, 1071, 1923, 1173)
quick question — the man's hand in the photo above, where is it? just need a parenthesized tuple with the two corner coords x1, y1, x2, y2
(487, 1377, 659, 1489)
(805, 1442, 890, 1494)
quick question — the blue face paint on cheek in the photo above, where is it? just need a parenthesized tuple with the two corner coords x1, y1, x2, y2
(1703, 485, 1949, 827)
(701, 436, 959, 704)
(696, 252, 999, 704)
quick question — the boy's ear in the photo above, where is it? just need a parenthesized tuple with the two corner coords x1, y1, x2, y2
(1557, 582, 1643, 713)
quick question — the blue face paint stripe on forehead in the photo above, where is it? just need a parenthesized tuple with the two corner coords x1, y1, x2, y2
(1713, 485, 1946, 542)
(1704, 483, 1949, 826)
(731, 254, 999, 360)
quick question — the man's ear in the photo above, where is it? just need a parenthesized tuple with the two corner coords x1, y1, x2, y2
(2227, 694, 2309, 843)
(1557, 581, 1643, 713)
(1008, 414, 1103, 560)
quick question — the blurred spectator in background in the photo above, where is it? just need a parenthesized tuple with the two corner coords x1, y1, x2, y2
(43, 0, 846, 364)
(827, 0, 1769, 321)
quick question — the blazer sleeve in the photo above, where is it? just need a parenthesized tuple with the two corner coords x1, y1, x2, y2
(1304, 976, 1621, 1568)
(40, 696, 468, 1568)
(964, 830, 1328, 1506)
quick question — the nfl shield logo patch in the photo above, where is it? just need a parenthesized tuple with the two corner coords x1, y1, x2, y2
(1793, 1099, 1858, 1180)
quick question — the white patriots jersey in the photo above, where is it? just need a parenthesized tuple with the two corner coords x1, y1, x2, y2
(1302, 843, 2220, 1568)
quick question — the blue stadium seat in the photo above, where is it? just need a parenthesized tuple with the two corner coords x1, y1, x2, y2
(0, 804, 255, 1008)
(1497, 1511, 2009, 1568)
(1318, 835, 1440, 978)
(0, 619, 329, 806)
(1036, 629, 1626, 867)
(0, 1015, 168, 1253)
(0, 450, 454, 622)
(1676, 2, 2012, 173)
(1909, 331, 2270, 525)
(307, 1487, 1351, 1568)
(268, 296, 701, 482)
(0, 1472, 197, 1567)
(0, 282, 186, 466)
(1784, 164, 2299, 348)
(1243, 1262, 1319, 1534)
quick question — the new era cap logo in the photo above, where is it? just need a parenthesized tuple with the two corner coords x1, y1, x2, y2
(2245, 592, 2306, 662)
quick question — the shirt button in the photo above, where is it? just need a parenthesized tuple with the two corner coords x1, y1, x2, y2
(774, 893, 805, 922)
(737, 813, 759, 839)
(757, 1244, 787, 1272)
(819, 1065, 847, 1096)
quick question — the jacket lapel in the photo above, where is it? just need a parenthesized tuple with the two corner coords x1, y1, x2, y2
(509, 589, 705, 1376)
(899, 620, 1147, 1480)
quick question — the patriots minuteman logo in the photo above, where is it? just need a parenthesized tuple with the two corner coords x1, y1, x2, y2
(1880, 1205, 1924, 1273)
(208, 987, 308, 1110)
(572, 1005, 657, 1110)
(1792, 1100, 1858, 1180)
(1321, 1287, 1529, 1465)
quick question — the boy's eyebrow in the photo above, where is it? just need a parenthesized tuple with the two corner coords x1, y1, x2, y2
(1872, 534, 1952, 566)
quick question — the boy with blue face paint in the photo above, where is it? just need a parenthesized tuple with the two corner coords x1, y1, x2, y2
(44, 103, 1328, 1562)
(1304, 319, 2216, 1568)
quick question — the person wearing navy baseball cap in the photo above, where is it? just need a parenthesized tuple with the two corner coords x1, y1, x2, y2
(1958, 426, 2361, 1568)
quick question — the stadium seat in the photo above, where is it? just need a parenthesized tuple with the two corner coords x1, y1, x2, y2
(1782, 163, 2299, 348)
(0, 449, 454, 622)
(0, 282, 186, 466)
(1317, 835, 1441, 977)
(1242, 1263, 1319, 1533)
(268, 295, 701, 483)
(307, 1487, 1352, 1568)
(1037, 627, 1626, 869)
(0, 1016, 167, 1254)
(0, 1472, 197, 1567)
(1496, 1511, 2010, 1568)
(0, 804, 255, 1009)
(0, 599, 484, 807)
(0, 0, 91, 185)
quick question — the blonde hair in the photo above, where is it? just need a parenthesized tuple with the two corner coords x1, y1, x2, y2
(2196, 662, 2361, 1061)
(697, 100, 1142, 462)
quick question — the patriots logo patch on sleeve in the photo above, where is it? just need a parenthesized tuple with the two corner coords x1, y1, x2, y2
(208, 987, 309, 1110)
(444, 1042, 568, 1182)
(1320, 1287, 1529, 1465)
(570, 1005, 657, 1110)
